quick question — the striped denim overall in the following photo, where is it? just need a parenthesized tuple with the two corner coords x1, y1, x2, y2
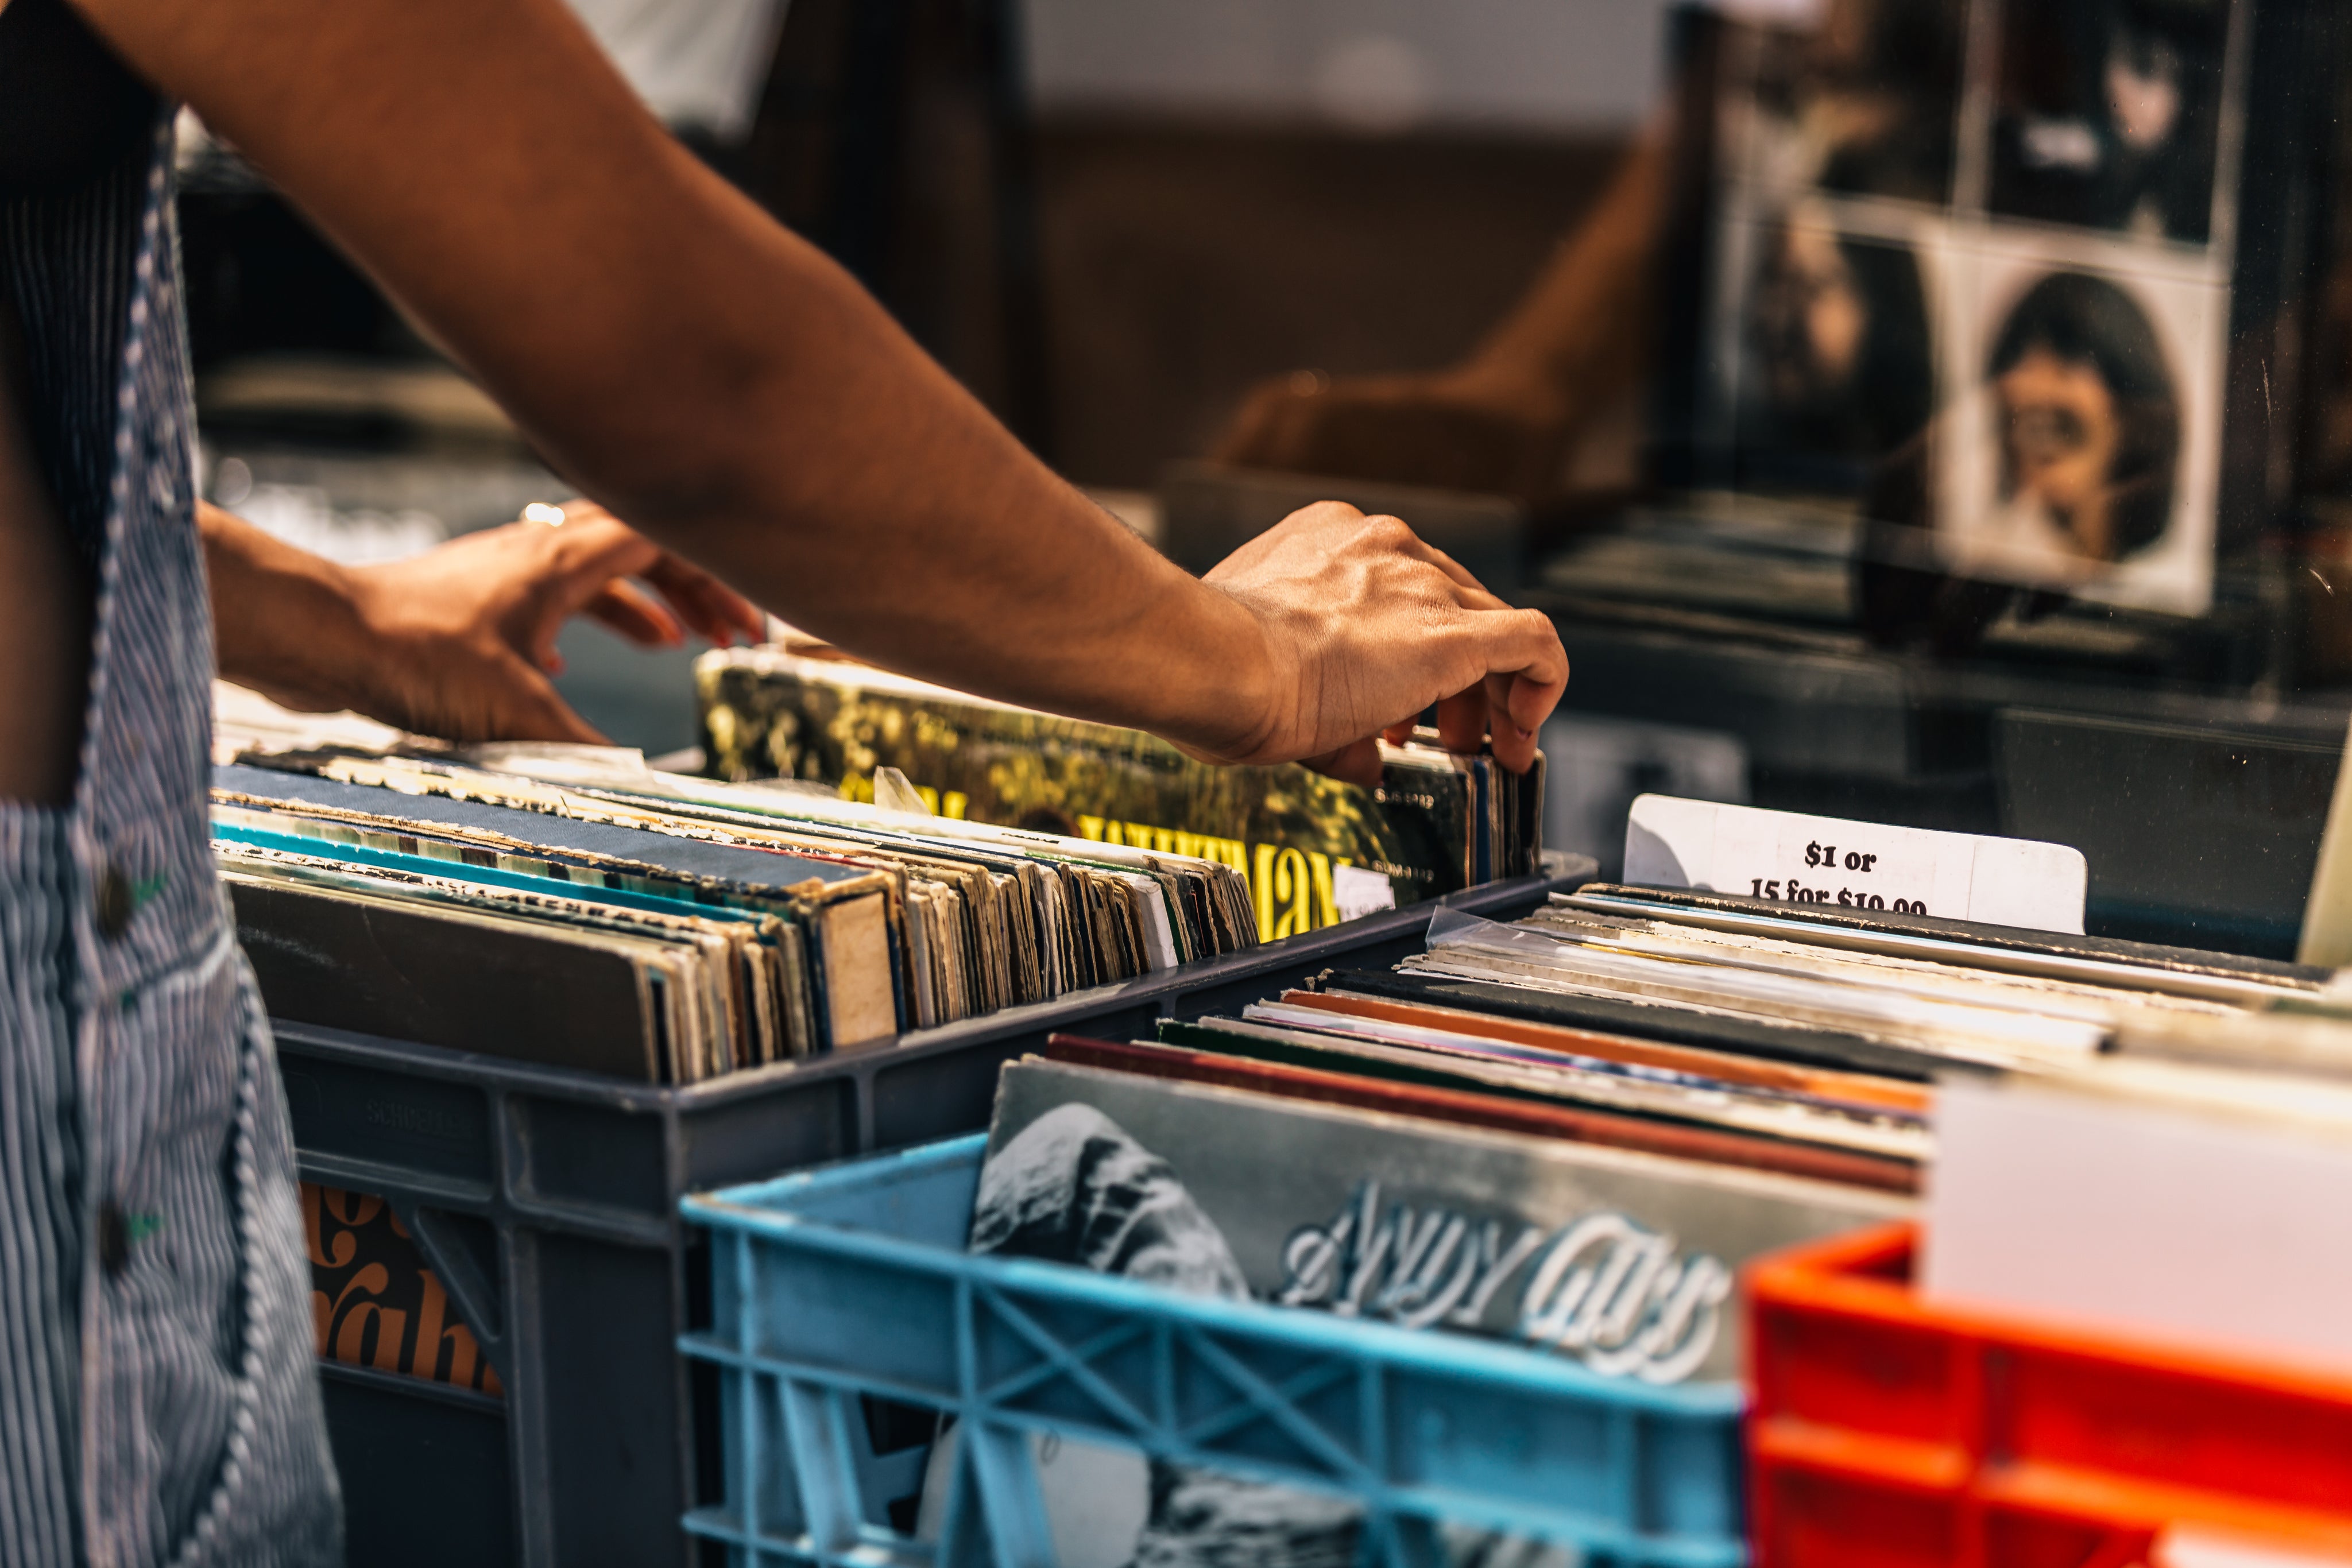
(0, 111, 341, 1565)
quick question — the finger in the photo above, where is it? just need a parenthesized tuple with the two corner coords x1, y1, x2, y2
(1487, 672, 1538, 773)
(1503, 669, 1566, 756)
(504, 515, 664, 663)
(1380, 719, 1417, 748)
(523, 509, 758, 652)
(1496, 613, 1570, 730)
(1450, 606, 1568, 714)
(584, 579, 684, 649)
(643, 554, 764, 646)
(1434, 686, 1488, 756)
(693, 574, 767, 646)
(1299, 736, 1384, 789)
(536, 513, 663, 605)
(486, 649, 609, 745)
(1409, 537, 1513, 609)
(1464, 609, 1568, 774)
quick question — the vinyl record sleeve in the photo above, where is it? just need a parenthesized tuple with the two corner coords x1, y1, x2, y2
(976, 1059, 1909, 1385)
(1274, 989, 1929, 1118)
(1316, 966, 1958, 1082)
(695, 647, 1539, 932)
(1155, 1015, 1925, 1162)
(1043, 1034, 1918, 1194)
(225, 874, 676, 1081)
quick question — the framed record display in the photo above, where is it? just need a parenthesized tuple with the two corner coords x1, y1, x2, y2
(1676, 0, 2287, 638)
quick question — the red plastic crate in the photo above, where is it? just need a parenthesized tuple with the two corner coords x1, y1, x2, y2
(1745, 1224, 2352, 1568)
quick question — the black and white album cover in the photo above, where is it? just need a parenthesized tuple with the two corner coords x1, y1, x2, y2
(1928, 239, 2226, 615)
(1697, 0, 2246, 625)
(946, 1059, 1902, 1567)
(974, 1060, 1904, 1386)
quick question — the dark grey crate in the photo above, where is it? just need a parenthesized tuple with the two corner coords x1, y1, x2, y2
(281, 869, 1588, 1568)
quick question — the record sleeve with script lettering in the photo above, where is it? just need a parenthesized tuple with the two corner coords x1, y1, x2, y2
(976, 1059, 1904, 1385)
(305, 1183, 501, 1397)
(955, 1059, 1902, 1568)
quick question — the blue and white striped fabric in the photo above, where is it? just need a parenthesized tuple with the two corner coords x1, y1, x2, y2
(0, 110, 340, 1565)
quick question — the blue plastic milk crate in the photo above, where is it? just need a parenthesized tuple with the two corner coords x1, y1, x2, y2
(679, 1135, 1747, 1567)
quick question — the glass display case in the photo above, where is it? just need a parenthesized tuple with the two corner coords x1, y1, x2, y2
(1172, 0, 2352, 960)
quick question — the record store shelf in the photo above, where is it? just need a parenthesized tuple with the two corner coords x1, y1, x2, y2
(279, 866, 1591, 1568)
(683, 1135, 1745, 1568)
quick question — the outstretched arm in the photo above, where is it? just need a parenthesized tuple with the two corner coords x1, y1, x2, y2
(80, 0, 1565, 774)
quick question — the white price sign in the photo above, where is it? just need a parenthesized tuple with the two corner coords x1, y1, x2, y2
(1623, 796, 2087, 934)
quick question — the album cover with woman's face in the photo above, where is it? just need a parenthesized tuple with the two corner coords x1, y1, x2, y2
(1693, 0, 2247, 628)
(1723, 0, 1970, 208)
(1932, 238, 2227, 614)
(1726, 209, 1941, 495)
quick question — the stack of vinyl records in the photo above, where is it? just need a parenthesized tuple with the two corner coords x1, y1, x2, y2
(696, 646, 1544, 937)
(643, 872, 2348, 1562)
(965, 880, 2334, 1396)
(211, 690, 1262, 1083)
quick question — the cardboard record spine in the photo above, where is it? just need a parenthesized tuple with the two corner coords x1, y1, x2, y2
(1316, 966, 1963, 1082)
(1276, 988, 1929, 1118)
(1042, 1034, 1917, 1194)
(1570, 884, 2329, 991)
(226, 878, 671, 1081)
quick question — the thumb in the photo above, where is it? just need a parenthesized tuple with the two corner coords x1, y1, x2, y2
(1300, 736, 1384, 788)
(479, 647, 610, 745)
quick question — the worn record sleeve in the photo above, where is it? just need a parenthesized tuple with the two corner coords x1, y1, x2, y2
(1317, 966, 1959, 1081)
(1398, 923, 2101, 1068)
(977, 1059, 1906, 1385)
(697, 648, 1529, 934)
(216, 762, 900, 1051)
(217, 762, 877, 897)
(1271, 989, 1930, 1117)
(1044, 1034, 1918, 1193)
(226, 875, 674, 1081)
(1569, 885, 2329, 996)
(1154, 1013, 1925, 1162)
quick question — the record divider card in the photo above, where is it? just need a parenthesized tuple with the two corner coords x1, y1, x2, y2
(1623, 795, 2087, 934)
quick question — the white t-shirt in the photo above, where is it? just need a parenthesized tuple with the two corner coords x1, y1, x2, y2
(567, 0, 790, 138)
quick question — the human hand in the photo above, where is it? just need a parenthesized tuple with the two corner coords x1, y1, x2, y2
(1191, 501, 1566, 787)
(322, 501, 764, 743)
(1214, 368, 1572, 499)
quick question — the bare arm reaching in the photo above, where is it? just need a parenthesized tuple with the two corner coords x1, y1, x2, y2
(79, 0, 1564, 773)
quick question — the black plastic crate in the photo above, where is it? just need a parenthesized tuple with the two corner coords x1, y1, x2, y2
(280, 868, 1588, 1568)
